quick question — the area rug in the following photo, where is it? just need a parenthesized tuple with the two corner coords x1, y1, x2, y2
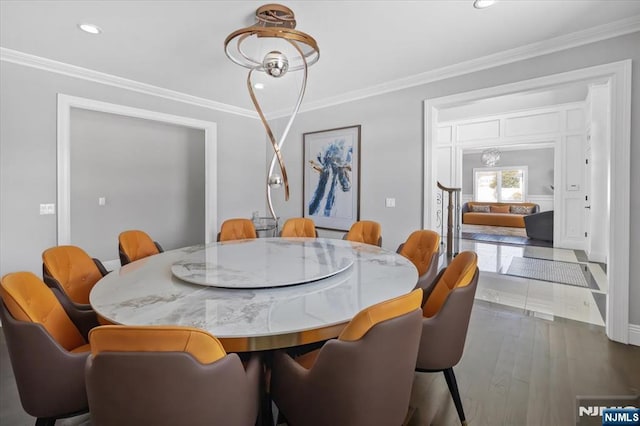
(461, 232, 553, 248)
(506, 257, 589, 287)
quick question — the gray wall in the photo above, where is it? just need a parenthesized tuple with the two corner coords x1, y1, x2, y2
(70, 109, 205, 260)
(271, 32, 640, 325)
(0, 61, 266, 276)
(462, 148, 554, 196)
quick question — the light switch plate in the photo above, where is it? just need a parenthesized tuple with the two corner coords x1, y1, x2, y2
(385, 198, 396, 208)
(39, 203, 55, 215)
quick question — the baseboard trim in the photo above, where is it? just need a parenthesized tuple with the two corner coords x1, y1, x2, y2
(629, 324, 640, 346)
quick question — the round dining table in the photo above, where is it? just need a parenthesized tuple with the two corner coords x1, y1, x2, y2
(90, 237, 418, 352)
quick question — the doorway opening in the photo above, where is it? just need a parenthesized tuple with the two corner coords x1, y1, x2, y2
(424, 60, 631, 343)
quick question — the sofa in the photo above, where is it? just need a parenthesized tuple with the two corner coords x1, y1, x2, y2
(462, 202, 540, 228)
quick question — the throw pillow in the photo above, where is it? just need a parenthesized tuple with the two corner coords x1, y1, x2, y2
(471, 205, 490, 213)
(510, 205, 535, 214)
(490, 205, 510, 213)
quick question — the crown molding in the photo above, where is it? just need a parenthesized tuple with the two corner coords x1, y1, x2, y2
(2, 14, 639, 120)
(0, 47, 258, 119)
(269, 14, 640, 118)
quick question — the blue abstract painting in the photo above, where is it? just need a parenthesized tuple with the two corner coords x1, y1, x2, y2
(308, 139, 352, 216)
(304, 126, 360, 231)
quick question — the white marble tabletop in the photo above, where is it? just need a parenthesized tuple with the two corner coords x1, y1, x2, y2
(90, 238, 418, 351)
(171, 238, 355, 288)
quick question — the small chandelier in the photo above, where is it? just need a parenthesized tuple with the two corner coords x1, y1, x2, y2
(481, 148, 501, 167)
(224, 4, 320, 221)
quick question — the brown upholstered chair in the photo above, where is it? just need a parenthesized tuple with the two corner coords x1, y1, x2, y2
(416, 251, 479, 426)
(280, 217, 318, 237)
(118, 229, 164, 266)
(271, 289, 423, 426)
(42, 245, 108, 338)
(397, 230, 441, 303)
(343, 220, 382, 246)
(85, 325, 260, 426)
(0, 272, 90, 425)
(217, 218, 258, 242)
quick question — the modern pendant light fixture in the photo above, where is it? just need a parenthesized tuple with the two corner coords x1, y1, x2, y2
(224, 4, 320, 222)
(481, 148, 501, 167)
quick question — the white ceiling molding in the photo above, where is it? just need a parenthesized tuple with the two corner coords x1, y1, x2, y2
(2, 14, 638, 120)
(269, 14, 640, 118)
(0, 47, 258, 119)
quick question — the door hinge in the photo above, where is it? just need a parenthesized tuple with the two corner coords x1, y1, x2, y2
(586, 158, 589, 164)
(585, 232, 588, 237)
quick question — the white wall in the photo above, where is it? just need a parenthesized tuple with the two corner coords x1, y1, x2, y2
(0, 61, 266, 276)
(271, 32, 640, 325)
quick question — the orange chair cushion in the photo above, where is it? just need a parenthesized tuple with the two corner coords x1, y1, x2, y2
(345, 221, 381, 246)
(119, 230, 160, 262)
(0, 272, 87, 351)
(399, 230, 440, 276)
(281, 218, 316, 238)
(219, 219, 257, 241)
(42, 245, 103, 304)
(294, 348, 321, 370)
(89, 325, 227, 365)
(423, 251, 478, 318)
(339, 289, 422, 341)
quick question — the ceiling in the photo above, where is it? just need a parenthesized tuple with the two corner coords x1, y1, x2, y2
(2, 1, 640, 114)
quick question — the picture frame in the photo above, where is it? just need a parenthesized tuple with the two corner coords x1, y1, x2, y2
(303, 125, 361, 231)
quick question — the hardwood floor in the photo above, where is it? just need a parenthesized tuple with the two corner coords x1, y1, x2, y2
(408, 301, 640, 425)
(2, 300, 638, 425)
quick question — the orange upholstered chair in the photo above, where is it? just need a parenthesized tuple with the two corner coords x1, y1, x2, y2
(86, 325, 260, 426)
(218, 218, 258, 242)
(0, 272, 90, 424)
(344, 220, 382, 246)
(271, 289, 423, 426)
(416, 251, 479, 425)
(280, 217, 318, 238)
(397, 230, 441, 303)
(118, 230, 164, 266)
(42, 245, 108, 338)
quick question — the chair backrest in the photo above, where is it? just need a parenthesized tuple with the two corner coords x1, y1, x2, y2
(272, 289, 422, 426)
(398, 230, 441, 276)
(218, 218, 257, 242)
(344, 220, 381, 246)
(0, 272, 90, 420)
(423, 251, 477, 318)
(0, 272, 86, 351)
(42, 245, 103, 305)
(119, 230, 161, 265)
(281, 217, 317, 238)
(417, 251, 479, 370)
(86, 325, 259, 426)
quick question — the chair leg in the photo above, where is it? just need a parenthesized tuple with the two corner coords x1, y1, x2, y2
(443, 368, 466, 425)
(35, 418, 56, 426)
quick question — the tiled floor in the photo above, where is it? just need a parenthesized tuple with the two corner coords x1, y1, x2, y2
(458, 239, 607, 326)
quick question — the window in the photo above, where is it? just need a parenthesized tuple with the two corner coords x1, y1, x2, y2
(473, 166, 527, 202)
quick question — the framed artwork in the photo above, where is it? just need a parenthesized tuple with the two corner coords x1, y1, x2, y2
(303, 125, 361, 231)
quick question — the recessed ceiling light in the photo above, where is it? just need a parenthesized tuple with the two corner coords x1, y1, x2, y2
(254, 83, 265, 90)
(473, 0, 496, 9)
(78, 23, 102, 35)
